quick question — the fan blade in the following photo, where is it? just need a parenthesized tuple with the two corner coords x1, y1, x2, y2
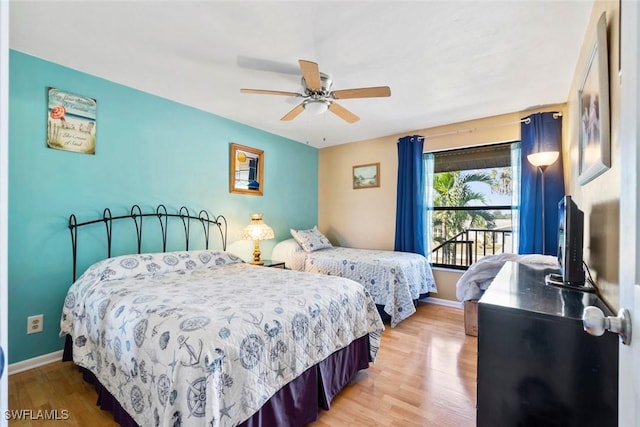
(241, 88, 302, 97)
(281, 104, 305, 121)
(299, 60, 322, 90)
(328, 102, 360, 123)
(332, 86, 391, 99)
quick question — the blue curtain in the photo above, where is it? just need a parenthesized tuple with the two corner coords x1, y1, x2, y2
(519, 112, 565, 255)
(394, 135, 425, 255)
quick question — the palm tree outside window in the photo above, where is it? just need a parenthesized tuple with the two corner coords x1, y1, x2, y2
(425, 142, 521, 269)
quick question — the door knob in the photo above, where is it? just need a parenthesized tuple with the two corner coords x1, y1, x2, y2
(582, 306, 632, 345)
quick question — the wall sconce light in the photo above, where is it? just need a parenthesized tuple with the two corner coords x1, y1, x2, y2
(240, 213, 275, 265)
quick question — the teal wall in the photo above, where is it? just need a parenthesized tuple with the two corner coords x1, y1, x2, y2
(8, 51, 318, 364)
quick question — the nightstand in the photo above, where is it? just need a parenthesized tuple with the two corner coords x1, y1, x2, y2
(260, 259, 285, 268)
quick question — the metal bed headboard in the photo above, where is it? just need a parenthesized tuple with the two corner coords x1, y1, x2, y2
(68, 204, 227, 281)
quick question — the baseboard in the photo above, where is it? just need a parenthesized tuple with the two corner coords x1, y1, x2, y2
(8, 350, 63, 375)
(420, 296, 463, 309)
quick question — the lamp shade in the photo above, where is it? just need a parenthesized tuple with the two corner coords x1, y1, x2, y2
(304, 100, 329, 115)
(241, 214, 275, 241)
(527, 151, 560, 167)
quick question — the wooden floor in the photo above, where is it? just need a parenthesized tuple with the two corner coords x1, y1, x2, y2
(8, 302, 477, 426)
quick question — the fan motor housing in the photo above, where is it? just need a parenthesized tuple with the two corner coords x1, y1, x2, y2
(302, 72, 332, 94)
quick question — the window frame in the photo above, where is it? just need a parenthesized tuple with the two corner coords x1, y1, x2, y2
(426, 141, 520, 269)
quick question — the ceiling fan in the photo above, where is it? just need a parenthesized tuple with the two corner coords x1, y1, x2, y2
(240, 59, 391, 124)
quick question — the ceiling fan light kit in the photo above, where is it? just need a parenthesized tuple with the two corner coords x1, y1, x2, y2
(240, 59, 391, 123)
(304, 100, 329, 115)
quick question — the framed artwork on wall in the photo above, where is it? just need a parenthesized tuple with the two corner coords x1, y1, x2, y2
(578, 12, 610, 185)
(353, 162, 380, 189)
(230, 143, 264, 196)
(47, 87, 97, 155)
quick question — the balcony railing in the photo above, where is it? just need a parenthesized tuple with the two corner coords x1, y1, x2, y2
(431, 228, 513, 270)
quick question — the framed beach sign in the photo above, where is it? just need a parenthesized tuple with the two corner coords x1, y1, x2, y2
(578, 12, 610, 185)
(353, 162, 380, 189)
(47, 87, 97, 155)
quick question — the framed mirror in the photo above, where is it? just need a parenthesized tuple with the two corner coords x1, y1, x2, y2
(230, 143, 264, 196)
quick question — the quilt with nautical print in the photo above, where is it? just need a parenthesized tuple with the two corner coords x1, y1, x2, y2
(290, 247, 437, 327)
(60, 250, 384, 427)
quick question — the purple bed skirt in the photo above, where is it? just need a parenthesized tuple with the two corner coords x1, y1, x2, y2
(63, 334, 371, 426)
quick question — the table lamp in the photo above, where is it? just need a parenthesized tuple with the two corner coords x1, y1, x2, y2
(241, 213, 275, 265)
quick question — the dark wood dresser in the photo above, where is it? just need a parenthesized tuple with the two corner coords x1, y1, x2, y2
(477, 261, 618, 427)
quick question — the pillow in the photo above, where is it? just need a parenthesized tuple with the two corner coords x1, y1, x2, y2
(290, 226, 333, 252)
(79, 250, 244, 284)
(271, 238, 303, 267)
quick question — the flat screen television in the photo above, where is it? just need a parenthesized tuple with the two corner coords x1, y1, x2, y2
(547, 195, 587, 288)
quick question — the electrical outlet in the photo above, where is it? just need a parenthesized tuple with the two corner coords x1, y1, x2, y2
(27, 314, 43, 334)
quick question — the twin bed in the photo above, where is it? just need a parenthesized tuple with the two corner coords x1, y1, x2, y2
(273, 228, 437, 327)
(61, 206, 385, 427)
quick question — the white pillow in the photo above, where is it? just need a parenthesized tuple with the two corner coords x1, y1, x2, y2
(271, 239, 303, 267)
(290, 226, 333, 252)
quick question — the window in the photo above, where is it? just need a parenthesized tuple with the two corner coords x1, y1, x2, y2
(425, 142, 520, 269)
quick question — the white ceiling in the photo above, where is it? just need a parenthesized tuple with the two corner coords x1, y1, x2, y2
(9, 1, 593, 149)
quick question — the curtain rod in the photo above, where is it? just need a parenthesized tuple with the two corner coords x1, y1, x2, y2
(424, 112, 562, 139)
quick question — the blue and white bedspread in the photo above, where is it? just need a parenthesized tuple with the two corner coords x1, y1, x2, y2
(60, 250, 384, 427)
(290, 247, 437, 327)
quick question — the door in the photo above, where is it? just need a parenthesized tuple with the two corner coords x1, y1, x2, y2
(618, 1, 640, 425)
